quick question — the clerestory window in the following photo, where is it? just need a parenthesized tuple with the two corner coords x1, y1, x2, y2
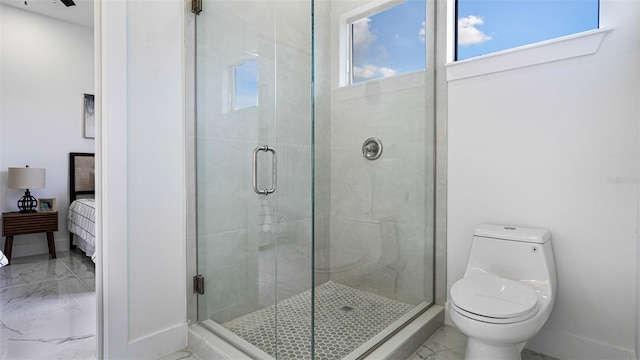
(455, 0, 599, 61)
(345, 0, 426, 85)
(233, 59, 258, 110)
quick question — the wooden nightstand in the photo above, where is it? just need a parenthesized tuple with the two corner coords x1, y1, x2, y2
(2, 211, 58, 265)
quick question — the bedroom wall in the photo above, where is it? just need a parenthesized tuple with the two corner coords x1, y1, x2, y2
(0, 4, 94, 257)
(447, 0, 639, 358)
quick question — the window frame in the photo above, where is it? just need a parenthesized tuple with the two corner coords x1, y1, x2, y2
(339, 0, 426, 87)
(223, 56, 259, 113)
(453, 0, 601, 62)
(446, 27, 611, 81)
(232, 59, 259, 111)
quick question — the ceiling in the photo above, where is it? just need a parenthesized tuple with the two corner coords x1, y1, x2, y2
(1, 0, 93, 28)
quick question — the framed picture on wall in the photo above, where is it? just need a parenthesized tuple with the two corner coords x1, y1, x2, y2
(37, 198, 57, 212)
(84, 93, 95, 139)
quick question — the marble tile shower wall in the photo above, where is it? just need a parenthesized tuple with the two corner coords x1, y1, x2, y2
(196, 1, 316, 324)
(327, 0, 434, 306)
(328, 87, 432, 305)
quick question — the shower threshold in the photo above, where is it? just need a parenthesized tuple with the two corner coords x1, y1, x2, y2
(192, 281, 444, 359)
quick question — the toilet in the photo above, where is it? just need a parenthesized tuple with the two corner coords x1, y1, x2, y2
(449, 224, 557, 360)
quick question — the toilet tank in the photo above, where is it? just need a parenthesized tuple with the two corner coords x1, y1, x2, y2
(466, 224, 556, 291)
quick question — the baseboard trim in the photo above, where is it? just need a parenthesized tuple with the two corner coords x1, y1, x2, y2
(128, 322, 188, 359)
(527, 327, 635, 360)
(445, 303, 635, 360)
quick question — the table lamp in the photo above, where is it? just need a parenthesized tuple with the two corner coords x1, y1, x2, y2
(8, 166, 46, 213)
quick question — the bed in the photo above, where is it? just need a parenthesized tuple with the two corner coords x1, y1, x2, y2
(67, 152, 96, 262)
(0, 250, 7, 268)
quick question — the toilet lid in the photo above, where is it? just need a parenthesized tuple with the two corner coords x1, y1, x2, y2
(451, 270, 539, 320)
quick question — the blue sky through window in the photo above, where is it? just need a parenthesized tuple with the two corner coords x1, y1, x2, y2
(351, 0, 426, 84)
(234, 60, 258, 110)
(457, 0, 599, 60)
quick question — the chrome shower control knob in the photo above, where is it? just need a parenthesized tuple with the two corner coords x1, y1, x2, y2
(362, 137, 383, 160)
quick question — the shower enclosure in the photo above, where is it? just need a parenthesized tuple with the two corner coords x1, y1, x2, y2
(194, 0, 437, 358)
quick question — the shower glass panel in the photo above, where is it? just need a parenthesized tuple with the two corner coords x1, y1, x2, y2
(195, 0, 314, 357)
(195, 0, 434, 358)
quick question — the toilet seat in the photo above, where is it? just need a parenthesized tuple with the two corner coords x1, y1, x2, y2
(450, 270, 539, 324)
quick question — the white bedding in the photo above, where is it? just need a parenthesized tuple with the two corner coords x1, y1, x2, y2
(67, 198, 96, 262)
(0, 250, 7, 268)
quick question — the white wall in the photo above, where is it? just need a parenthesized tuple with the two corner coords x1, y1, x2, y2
(447, 0, 639, 358)
(0, 4, 94, 257)
(101, 0, 187, 358)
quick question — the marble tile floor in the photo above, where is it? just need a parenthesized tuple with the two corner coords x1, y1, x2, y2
(159, 350, 202, 360)
(163, 325, 560, 360)
(0, 249, 96, 360)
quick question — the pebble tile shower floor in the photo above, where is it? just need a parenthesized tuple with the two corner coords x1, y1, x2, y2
(222, 281, 415, 359)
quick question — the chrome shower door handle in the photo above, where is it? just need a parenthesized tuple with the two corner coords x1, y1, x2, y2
(252, 145, 277, 195)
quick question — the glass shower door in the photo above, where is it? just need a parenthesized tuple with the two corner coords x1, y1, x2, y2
(195, 0, 435, 358)
(195, 0, 313, 358)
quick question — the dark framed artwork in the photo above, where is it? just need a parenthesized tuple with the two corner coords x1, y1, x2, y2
(84, 93, 95, 139)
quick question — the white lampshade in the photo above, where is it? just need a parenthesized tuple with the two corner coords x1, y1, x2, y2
(8, 167, 46, 189)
